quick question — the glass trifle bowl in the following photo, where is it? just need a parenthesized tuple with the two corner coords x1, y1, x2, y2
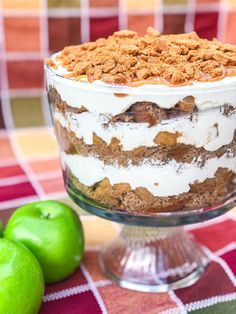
(45, 30, 236, 291)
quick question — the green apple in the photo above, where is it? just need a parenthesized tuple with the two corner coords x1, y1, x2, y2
(0, 239, 44, 314)
(4, 200, 84, 284)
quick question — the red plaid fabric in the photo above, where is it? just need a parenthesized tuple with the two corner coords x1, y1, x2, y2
(0, 1, 236, 313)
(2, 208, 235, 313)
(39, 217, 236, 314)
(1, 0, 236, 130)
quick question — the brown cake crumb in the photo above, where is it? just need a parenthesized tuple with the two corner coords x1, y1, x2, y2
(55, 120, 236, 167)
(50, 88, 236, 167)
(222, 104, 236, 117)
(48, 88, 87, 114)
(45, 58, 56, 69)
(154, 131, 181, 147)
(110, 101, 191, 125)
(47, 27, 236, 85)
(176, 96, 195, 113)
(68, 167, 235, 212)
(93, 133, 106, 146)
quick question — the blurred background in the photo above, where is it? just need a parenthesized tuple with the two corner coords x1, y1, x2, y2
(0, 0, 236, 208)
(0, 3, 236, 313)
(1, 0, 236, 130)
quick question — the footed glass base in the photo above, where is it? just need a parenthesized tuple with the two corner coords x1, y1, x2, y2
(67, 184, 235, 291)
(100, 225, 208, 292)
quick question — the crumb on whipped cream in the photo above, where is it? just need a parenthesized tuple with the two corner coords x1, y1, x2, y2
(46, 27, 236, 85)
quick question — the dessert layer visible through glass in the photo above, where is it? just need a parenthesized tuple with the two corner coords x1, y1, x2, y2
(45, 29, 236, 292)
(46, 67, 236, 214)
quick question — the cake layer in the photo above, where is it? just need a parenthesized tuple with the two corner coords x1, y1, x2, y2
(55, 122, 236, 166)
(46, 28, 236, 213)
(47, 73, 236, 115)
(61, 152, 235, 197)
(67, 168, 235, 212)
(53, 104, 236, 152)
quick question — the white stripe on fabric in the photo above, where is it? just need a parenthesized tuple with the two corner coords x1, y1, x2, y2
(118, 0, 127, 30)
(156, 0, 164, 34)
(80, 0, 90, 43)
(185, 0, 196, 33)
(0, 175, 28, 187)
(6, 52, 46, 60)
(40, 0, 52, 126)
(80, 264, 108, 314)
(215, 242, 236, 257)
(159, 293, 236, 314)
(0, 196, 40, 210)
(43, 279, 111, 302)
(201, 245, 236, 287)
(217, 0, 228, 42)
(168, 291, 187, 314)
(185, 214, 229, 231)
(185, 292, 236, 312)
(0, 159, 19, 167)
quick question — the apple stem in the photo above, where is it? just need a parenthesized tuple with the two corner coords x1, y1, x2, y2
(45, 213, 50, 219)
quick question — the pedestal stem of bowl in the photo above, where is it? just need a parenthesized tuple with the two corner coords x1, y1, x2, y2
(100, 225, 208, 292)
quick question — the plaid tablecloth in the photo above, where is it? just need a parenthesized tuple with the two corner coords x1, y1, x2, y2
(0, 128, 236, 313)
(0, 0, 236, 313)
(1, 0, 236, 131)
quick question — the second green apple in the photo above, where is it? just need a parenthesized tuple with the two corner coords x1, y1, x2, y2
(4, 200, 84, 284)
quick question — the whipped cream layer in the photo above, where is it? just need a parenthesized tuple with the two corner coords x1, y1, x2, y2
(46, 65, 236, 116)
(62, 152, 236, 197)
(54, 105, 236, 151)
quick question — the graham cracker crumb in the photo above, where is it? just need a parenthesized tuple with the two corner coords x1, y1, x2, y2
(108, 137, 121, 151)
(177, 96, 195, 113)
(154, 131, 181, 147)
(113, 30, 137, 38)
(51, 28, 236, 85)
(146, 26, 160, 36)
(70, 168, 235, 212)
(45, 58, 56, 68)
(93, 133, 106, 146)
(222, 105, 236, 117)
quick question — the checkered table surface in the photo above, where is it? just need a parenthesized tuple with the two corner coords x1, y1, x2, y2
(0, 127, 236, 313)
(1, 0, 236, 131)
(39, 216, 236, 314)
(0, 0, 236, 313)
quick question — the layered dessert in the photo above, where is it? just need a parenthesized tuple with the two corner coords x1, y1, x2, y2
(46, 28, 236, 213)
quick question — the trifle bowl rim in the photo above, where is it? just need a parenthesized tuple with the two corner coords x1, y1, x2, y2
(45, 57, 236, 98)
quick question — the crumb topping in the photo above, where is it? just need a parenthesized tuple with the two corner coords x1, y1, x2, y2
(46, 27, 236, 85)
